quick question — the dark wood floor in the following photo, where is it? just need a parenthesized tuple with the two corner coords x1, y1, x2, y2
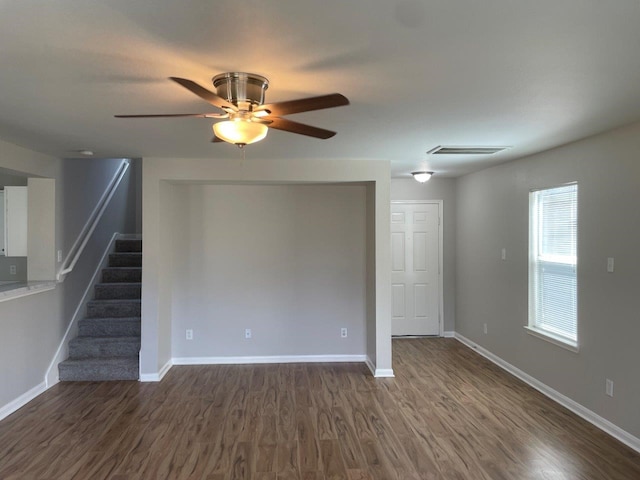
(1, 339, 638, 479)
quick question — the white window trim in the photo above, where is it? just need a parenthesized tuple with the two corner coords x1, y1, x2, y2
(524, 325, 579, 353)
(527, 183, 579, 352)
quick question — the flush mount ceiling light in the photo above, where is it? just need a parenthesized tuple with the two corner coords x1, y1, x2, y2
(116, 72, 350, 148)
(412, 171, 434, 183)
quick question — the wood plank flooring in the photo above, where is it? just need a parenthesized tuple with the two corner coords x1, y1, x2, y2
(0, 338, 638, 479)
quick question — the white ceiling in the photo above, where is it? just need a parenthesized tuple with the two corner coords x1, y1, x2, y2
(1, 0, 639, 177)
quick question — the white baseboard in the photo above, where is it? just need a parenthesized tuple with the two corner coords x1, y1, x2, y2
(172, 354, 368, 366)
(45, 232, 121, 388)
(443, 331, 455, 338)
(365, 355, 395, 377)
(454, 332, 640, 454)
(373, 368, 395, 378)
(146, 354, 383, 381)
(0, 382, 47, 422)
(139, 359, 172, 382)
(365, 356, 376, 376)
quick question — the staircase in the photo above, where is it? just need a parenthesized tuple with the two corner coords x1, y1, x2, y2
(58, 238, 142, 381)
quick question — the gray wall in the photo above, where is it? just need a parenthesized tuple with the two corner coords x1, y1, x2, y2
(455, 121, 640, 439)
(365, 183, 377, 361)
(0, 142, 139, 413)
(170, 184, 367, 358)
(59, 158, 138, 325)
(391, 177, 456, 332)
(0, 140, 63, 410)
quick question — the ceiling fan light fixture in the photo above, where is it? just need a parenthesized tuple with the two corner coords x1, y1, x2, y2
(116, 73, 348, 144)
(412, 171, 434, 183)
(213, 119, 268, 145)
(212, 72, 269, 106)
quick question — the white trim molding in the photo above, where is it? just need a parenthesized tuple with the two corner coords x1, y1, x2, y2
(172, 354, 368, 366)
(0, 382, 47, 422)
(140, 359, 172, 382)
(366, 355, 395, 377)
(365, 356, 376, 376)
(443, 331, 455, 338)
(141, 355, 389, 383)
(524, 325, 579, 353)
(454, 333, 640, 454)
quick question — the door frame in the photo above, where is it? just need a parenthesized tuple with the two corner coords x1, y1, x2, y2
(391, 200, 444, 337)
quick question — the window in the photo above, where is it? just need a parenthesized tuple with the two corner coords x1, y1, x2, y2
(528, 184, 578, 349)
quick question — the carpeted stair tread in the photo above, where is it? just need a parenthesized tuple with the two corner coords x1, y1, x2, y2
(79, 317, 141, 337)
(87, 298, 141, 318)
(69, 336, 140, 358)
(87, 299, 142, 305)
(58, 356, 139, 381)
(94, 282, 141, 300)
(109, 252, 142, 267)
(70, 335, 140, 344)
(115, 239, 142, 253)
(102, 267, 142, 283)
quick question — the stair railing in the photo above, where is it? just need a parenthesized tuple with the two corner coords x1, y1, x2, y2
(57, 159, 130, 282)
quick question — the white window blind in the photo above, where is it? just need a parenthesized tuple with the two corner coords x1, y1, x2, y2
(529, 184, 578, 344)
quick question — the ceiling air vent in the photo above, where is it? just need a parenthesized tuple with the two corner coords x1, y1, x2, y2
(427, 146, 510, 155)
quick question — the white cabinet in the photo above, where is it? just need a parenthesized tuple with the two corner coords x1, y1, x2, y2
(2, 186, 28, 257)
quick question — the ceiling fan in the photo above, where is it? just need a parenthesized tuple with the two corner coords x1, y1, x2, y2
(115, 72, 349, 147)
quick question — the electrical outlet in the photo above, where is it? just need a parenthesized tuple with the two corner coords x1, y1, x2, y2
(186, 329, 193, 340)
(607, 257, 614, 273)
(57, 250, 63, 263)
(606, 379, 614, 397)
(501, 248, 507, 261)
(483, 323, 488, 334)
(341, 327, 348, 338)
(245, 328, 252, 339)
(9, 265, 17, 275)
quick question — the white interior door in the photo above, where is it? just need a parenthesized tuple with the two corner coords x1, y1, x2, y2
(391, 202, 440, 336)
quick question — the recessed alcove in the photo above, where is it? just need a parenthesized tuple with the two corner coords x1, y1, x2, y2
(141, 157, 392, 379)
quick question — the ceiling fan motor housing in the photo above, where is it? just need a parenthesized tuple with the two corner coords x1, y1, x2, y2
(212, 72, 269, 108)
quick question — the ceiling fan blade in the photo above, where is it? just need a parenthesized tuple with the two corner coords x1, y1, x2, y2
(169, 77, 236, 111)
(115, 113, 227, 118)
(258, 93, 349, 116)
(266, 117, 337, 139)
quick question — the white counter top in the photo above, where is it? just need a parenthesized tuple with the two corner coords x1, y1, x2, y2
(0, 281, 57, 302)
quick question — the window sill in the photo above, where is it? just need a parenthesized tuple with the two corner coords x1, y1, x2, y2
(524, 326, 579, 353)
(0, 281, 57, 303)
